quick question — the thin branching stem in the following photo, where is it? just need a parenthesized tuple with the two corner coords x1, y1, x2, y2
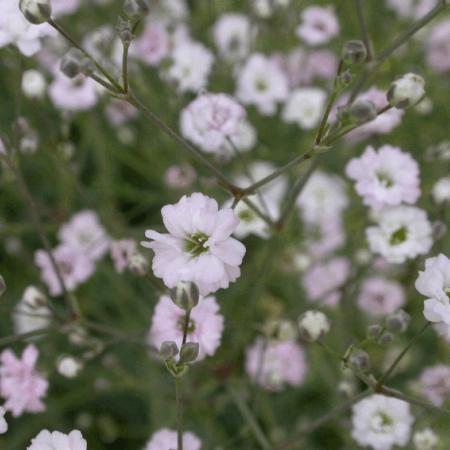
(354, 0, 374, 60)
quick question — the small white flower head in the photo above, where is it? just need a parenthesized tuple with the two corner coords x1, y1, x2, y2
(19, 0, 51, 24)
(27, 430, 87, 450)
(413, 428, 438, 450)
(296, 5, 340, 46)
(57, 357, 83, 379)
(127, 252, 149, 276)
(366, 206, 433, 264)
(0, 406, 7, 434)
(213, 13, 251, 62)
(415, 254, 450, 335)
(236, 53, 289, 115)
(298, 310, 331, 342)
(351, 394, 413, 450)
(387, 73, 426, 109)
(22, 69, 46, 99)
(144, 428, 201, 450)
(282, 87, 327, 129)
(432, 176, 450, 204)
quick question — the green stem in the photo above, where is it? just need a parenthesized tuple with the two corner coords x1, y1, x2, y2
(176, 378, 184, 450)
(122, 42, 130, 93)
(353, 0, 374, 60)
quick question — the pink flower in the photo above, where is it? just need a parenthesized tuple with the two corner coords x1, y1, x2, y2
(110, 239, 137, 274)
(426, 19, 450, 73)
(302, 257, 350, 306)
(180, 93, 246, 155)
(51, 0, 81, 16)
(0, 345, 48, 417)
(420, 364, 450, 406)
(357, 277, 405, 317)
(58, 210, 110, 261)
(164, 163, 196, 189)
(304, 218, 346, 258)
(144, 428, 201, 450)
(346, 145, 421, 210)
(105, 99, 138, 126)
(141, 193, 246, 295)
(27, 430, 87, 450)
(149, 295, 224, 361)
(35, 245, 95, 296)
(245, 338, 307, 391)
(136, 21, 170, 66)
(296, 6, 339, 46)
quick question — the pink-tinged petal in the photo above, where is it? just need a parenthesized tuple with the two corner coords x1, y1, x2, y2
(210, 238, 246, 266)
(210, 209, 239, 241)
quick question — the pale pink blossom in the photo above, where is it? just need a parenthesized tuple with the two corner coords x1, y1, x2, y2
(304, 218, 346, 258)
(136, 21, 170, 66)
(357, 277, 405, 317)
(110, 239, 137, 273)
(52, 0, 81, 16)
(141, 193, 246, 295)
(180, 93, 246, 155)
(245, 338, 307, 391)
(302, 257, 350, 306)
(144, 428, 201, 450)
(35, 245, 95, 296)
(0, 345, 48, 417)
(27, 430, 87, 450)
(149, 295, 224, 361)
(296, 6, 339, 46)
(426, 19, 450, 73)
(346, 145, 421, 209)
(386, 0, 437, 19)
(164, 163, 196, 189)
(420, 364, 450, 406)
(213, 13, 251, 62)
(105, 99, 138, 126)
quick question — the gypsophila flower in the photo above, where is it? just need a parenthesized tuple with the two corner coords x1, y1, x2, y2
(223, 120, 257, 153)
(57, 357, 82, 378)
(136, 20, 170, 66)
(149, 295, 224, 361)
(432, 176, 450, 203)
(144, 428, 201, 450)
(180, 93, 246, 155)
(298, 310, 331, 342)
(245, 338, 306, 391)
(419, 364, 450, 406)
(27, 430, 87, 450)
(22, 69, 46, 99)
(14, 286, 51, 335)
(110, 239, 137, 273)
(415, 254, 450, 335)
(387, 73, 426, 109)
(413, 427, 439, 450)
(351, 394, 413, 450)
(0, 406, 7, 434)
(357, 277, 405, 317)
(346, 145, 421, 209)
(304, 217, 346, 258)
(141, 193, 246, 295)
(236, 53, 289, 115)
(425, 19, 450, 73)
(386, 0, 437, 19)
(51, 0, 81, 16)
(366, 206, 433, 264)
(213, 13, 251, 62)
(0, 345, 48, 417)
(164, 163, 196, 189)
(296, 6, 339, 46)
(282, 87, 327, 129)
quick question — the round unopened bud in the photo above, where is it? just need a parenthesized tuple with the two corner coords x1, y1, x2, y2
(337, 69, 353, 88)
(348, 349, 371, 372)
(19, 0, 51, 24)
(123, 0, 149, 18)
(57, 356, 83, 378)
(432, 220, 447, 240)
(367, 324, 382, 338)
(169, 282, 199, 311)
(342, 40, 367, 64)
(0, 275, 6, 297)
(264, 319, 297, 341)
(413, 427, 438, 450)
(23, 286, 47, 308)
(22, 70, 46, 99)
(117, 17, 133, 45)
(338, 380, 356, 398)
(379, 332, 394, 345)
(160, 341, 179, 360)
(298, 310, 331, 342)
(179, 342, 199, 364)
(386, 310, 410, 333)
(60, 49, 85, 79)
(387, 73, 425, 109)
(128, 253, 149, 276)
(348, 99, 377, 124)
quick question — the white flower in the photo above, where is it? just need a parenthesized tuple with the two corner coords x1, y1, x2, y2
(413, 428, 438, 450)
(0, 406, 7, 434)
(22, 69, 46, 99)
(387, 73, 426, 109)
(298, 310, 331, 342)
(57, 357, 82, 378)
(19, 0, 51, 24)
(236, 53, 289, 115)
(415, 254, 450, 334)
(296, 6, 340, 46)
(282, 88, 327, 129)
(367, 206, 433, 263)
(167, 41, 214, 93)
(14, 286, 51, 335)
(351, 394, 413, 450)
(141, 193, 246, 295)
(27, 430, 87, 450)
(213, 13, 251, 61)
(432, 176, 450, 203)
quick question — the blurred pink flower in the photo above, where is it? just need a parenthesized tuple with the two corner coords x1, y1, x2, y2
(304, 218, 346, 259)
(105, 99, 138, 126)
(142, 193, 246, 295)
(149, 295, 224, 361)
(27, 430, 87, 450)
(136, 21, 170, 66)
(426, 19, 450, 73)
(0, 345, 48, 417)
(144, 428, 201, 450)
(296, 6, 339, 46)
(164, 163, 196, 189)
(420, 364, 450, 406)
(245, 338, 307, 391)
(110, 239, 137, 274)
(52, 0, 81, 16)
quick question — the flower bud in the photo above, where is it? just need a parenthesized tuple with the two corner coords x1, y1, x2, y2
(367, 324, 382, 338)
(379, 332, 394, 345)
(128, 253, 149, 276)
(23, 285, 47, 308)
(179, 342, 199, 364)
(348, 99, 377, 124)
(432, 220, 447, 240)
(160, 341, 179, 360)
(60, 49, 85, 79)
(342, 40, 367, 64)
(413, 428, 438, 450)
(386, 310, 410, 333)
(336, 69, 353, 89)
(169, 282, 199, 311)
(57, 356, 83, 378)
(117, 17, 133, 45)
(387, 73, 425, 109)
(19, 0, 51, 24)
(0, 275, 6, 297)
(298, 310, 331, 342)
(348, 349, 371, 372)
(123, 0, 149, 19)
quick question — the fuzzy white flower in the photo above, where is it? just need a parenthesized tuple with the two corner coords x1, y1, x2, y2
(213, 13, 251, 61)
(0, 406, 7, 434)
(22, 69, 46, 99)
(367, 206, 433, 263)
(57, 357, 82, 378)
(236, 53, 289, 115)
(415, 254, 450, 335)
(14, 286, 51, 335)
(413, 427, 438, 450)
(223, 120, 257, 153)
(27, 430, 87, 450)
(144, 428, 201, 450)
(141, 193, 246, 295)
(282, 88, 327, 129)
(432, 176, 450, 204)
(167, 41, 214, 93)
(296, 6, 340, 46)
(298, 310, 331, 342)
(351, 394, 413, 450)
(346, 145, 421, 210)
(387, 73, 426, 109)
